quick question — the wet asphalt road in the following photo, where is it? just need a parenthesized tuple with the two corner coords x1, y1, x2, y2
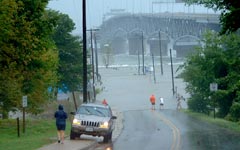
(91, 65, 240, 150)
(113, 110, 173, 150)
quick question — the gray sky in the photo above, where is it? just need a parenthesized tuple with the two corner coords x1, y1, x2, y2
(47, 0, 218, 35)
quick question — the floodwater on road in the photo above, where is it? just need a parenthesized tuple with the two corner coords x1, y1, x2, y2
(97, 63, 188, 112)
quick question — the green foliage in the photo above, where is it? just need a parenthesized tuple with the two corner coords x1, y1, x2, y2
(49, 10, 83, 93)
(0, 0, 58, 117)
(229, 102, 240, 122)
(181, 31, 240, 118)
(184, 0, 240, 34)
(187, 94, 209, 113)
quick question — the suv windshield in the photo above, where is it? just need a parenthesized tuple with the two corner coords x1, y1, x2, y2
(77, 106, 110, 117)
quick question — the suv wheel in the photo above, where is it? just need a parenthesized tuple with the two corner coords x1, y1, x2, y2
(108, 132, 112, 141)
(103, 132, 112, 143)
(70, 130, 79, 140)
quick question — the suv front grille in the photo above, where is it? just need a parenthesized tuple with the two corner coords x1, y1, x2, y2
(81, 120, 100, 127)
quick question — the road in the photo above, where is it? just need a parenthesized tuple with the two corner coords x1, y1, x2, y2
(92, 64, 240, 150)
(93, 64, 186, 150)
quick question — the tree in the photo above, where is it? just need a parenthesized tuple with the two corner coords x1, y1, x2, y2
(0, 0, 58, 117)
(181, 31, 240, 118)
(49, 10, 83, 94)
(184, 0, 240, 34)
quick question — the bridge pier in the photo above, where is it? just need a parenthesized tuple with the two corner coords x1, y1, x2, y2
(128, 36, 146, 56)
(148, 39, 168, 56)
(112, 37, 128, 54)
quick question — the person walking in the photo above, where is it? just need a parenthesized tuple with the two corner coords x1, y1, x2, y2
(150, 94, 156, 110)
(54, 104, 68, 144)
(102, 99, 108, 105)
(176, 94, 182, 110)
(159, 97, 164, 109)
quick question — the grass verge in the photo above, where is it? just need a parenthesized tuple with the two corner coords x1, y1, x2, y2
(0, 118, 71, 150)
(183, 109, 240, 132)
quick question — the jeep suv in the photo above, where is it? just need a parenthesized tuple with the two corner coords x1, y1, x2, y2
(70, 103, 117, 143)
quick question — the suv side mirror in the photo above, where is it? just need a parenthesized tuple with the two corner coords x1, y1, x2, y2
(70, 112, 76, 115)
(111, 116, 117, 119)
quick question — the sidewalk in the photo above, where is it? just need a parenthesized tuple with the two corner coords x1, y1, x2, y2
(38, 110, 123, 150)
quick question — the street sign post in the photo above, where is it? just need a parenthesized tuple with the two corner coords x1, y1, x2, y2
(22, 96, 27, 133)
(0, 102, 3, 119)
(210, 83, 218, 91)
(22, 96, 27, 107)
(210, 83, 218, 118)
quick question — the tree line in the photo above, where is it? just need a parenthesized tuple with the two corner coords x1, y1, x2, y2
(0, 0, 83, 118)
(181, 0, 240, 121)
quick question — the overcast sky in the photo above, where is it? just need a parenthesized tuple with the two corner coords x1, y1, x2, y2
(47, 0, 218, 35)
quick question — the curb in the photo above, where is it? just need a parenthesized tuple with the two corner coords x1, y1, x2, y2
(112, 110, 124, 141)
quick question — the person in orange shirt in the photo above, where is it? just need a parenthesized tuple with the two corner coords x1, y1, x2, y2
(150, 94, 156, 110)
(102, 99, 108, 105)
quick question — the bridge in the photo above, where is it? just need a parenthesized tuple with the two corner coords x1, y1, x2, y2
(97, 12, 220, 58)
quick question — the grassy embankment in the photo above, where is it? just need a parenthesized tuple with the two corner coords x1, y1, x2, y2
(0, 118, 72, 150)
(0, 100, 77, 150)
(183, 109, 240, 132)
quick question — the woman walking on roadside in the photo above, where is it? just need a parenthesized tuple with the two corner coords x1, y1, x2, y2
(54, 105, 68, 144)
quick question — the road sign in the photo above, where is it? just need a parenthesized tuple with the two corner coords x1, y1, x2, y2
(22, 96, 27, 107)
(210, 83, 218, 92)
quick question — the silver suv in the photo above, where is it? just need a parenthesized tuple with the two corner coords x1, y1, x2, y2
(70, 103, 117, 143)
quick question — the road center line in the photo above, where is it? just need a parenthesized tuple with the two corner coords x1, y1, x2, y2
(153, 111, 181, 150)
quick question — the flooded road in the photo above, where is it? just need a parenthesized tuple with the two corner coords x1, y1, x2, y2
(91, 63, 240, 150)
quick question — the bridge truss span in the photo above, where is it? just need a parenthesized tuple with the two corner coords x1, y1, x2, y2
(98, 13, 220, 58)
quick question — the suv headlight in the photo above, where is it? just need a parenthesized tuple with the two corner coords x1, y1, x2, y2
(72, 118, 81, 125)
(100, 121, 109, 128)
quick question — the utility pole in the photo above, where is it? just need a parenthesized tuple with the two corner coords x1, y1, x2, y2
(82, 0, 87, 103)
(170, 48, 175, 95)
(138, 49, 140, 75)
(159, 31, 163, 75)
(93, 32, 99, 80)
(89, 30, 96, 101)
(87, 29, 99, 102)
(151, 53, 156, 83)
(141, 31, 145, 75)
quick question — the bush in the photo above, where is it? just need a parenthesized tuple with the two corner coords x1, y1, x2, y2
(187, 97, 209, 113)
(229, 102, 240, 122)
